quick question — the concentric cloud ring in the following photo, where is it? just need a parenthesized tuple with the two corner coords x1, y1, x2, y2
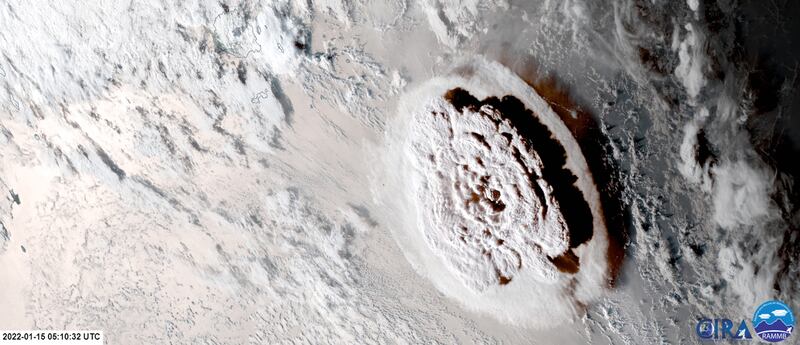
(389, 57, 617, 327)
(409, 88, 583, 291)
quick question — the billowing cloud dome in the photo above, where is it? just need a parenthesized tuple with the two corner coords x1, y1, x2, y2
(390, 57, 615, 327)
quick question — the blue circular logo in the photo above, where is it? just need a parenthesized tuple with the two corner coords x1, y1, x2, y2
(696, 318, 714, 338)
(753, 300, 795, 343)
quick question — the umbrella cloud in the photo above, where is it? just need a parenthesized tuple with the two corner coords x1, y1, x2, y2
(386, 58, 621, 327)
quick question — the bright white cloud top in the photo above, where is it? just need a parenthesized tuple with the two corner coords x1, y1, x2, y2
(383, 57, 615, 327)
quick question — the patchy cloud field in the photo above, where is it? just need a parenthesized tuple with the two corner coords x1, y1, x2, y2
(1, 0, 799, 344)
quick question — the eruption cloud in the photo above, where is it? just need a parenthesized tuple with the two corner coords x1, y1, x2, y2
(384, 57, 622, 327)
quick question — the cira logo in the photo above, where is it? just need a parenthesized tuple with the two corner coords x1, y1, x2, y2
(695, 300, 794, 342)
(695, 318, 752, 340)
(753, 300, 794, 343)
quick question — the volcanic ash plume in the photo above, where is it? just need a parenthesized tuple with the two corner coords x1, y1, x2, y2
(389, 58, 615, 326)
